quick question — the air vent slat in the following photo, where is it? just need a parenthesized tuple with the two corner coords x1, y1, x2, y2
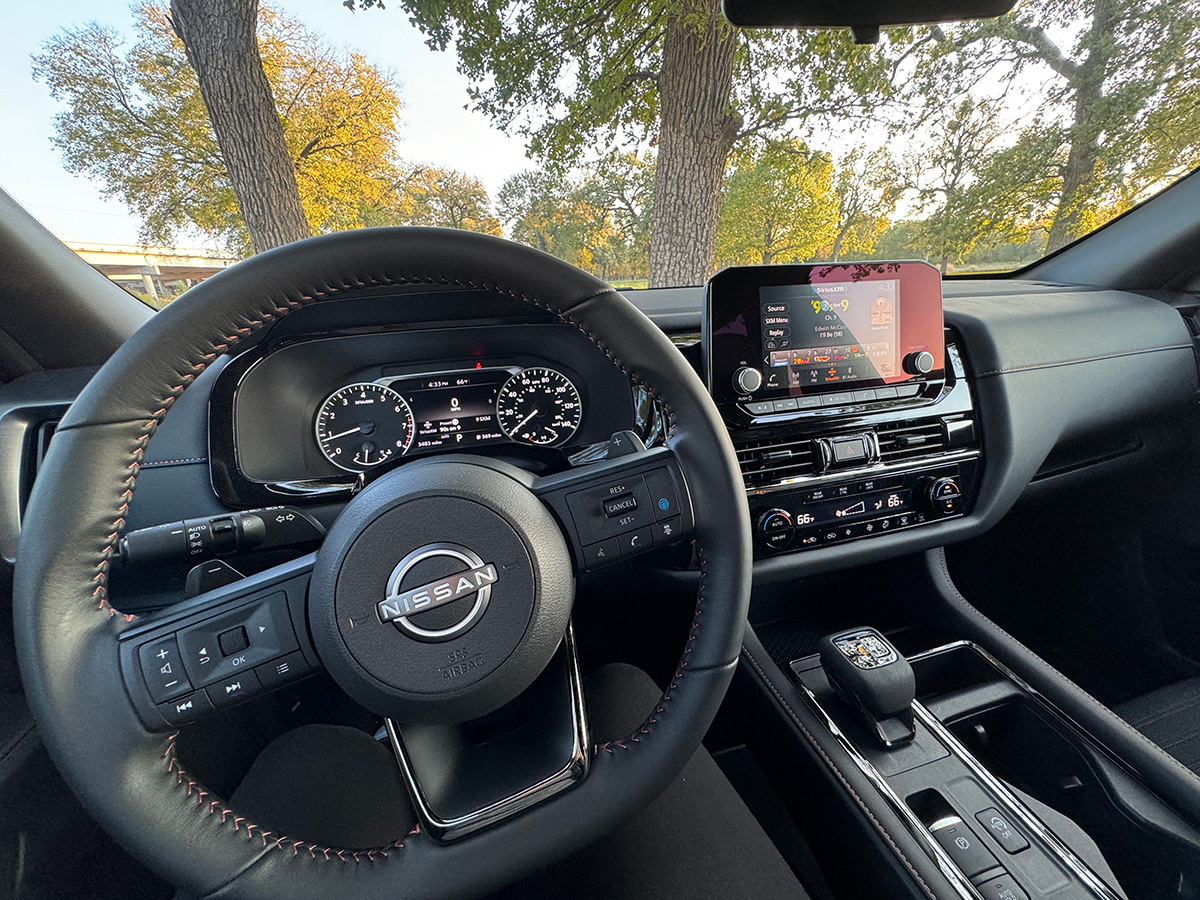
(735, 436, 817, 488)
(876, 418, 950, 464)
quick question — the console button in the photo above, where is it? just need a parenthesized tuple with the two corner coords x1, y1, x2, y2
(794, 531, 821, 549)
(896, 384, 921, 398)
(874, 386, 898, 399)
(821, 391, 856, 407)
(853, 389, 877, 403)
(138, 636, 192, 704)
(583, 539, 620, 569)
(831, 438, 868, 464)
(773, 398, 799, 412)
(795, 396, 822, 409)
(975, 873, 1029, 900)
(207, 669, 263, 709)
(803, 488, 829, 502)
(745, 401, 774, 415)
(643, 469, 682, 522)
(975, 809, 1029, 854)
(931, 819, 999, 878)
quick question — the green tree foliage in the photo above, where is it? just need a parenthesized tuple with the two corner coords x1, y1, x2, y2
(356, 0, 893, 285)
(716, 140, 838, 267)
(34, 2, 407, 253)
(375, 166, 503, 234)
(826, 148, 901, 261)
(914, 0, 1200, 251)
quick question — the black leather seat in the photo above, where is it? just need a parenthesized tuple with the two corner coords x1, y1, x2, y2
(1116, 677, 1200, 773)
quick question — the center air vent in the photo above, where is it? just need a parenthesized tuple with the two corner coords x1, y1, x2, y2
(875, 419, 950, 464)
(736, 436, 818, 488)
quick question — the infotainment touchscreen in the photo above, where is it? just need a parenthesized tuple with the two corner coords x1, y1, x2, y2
(705, 262, 944, 412)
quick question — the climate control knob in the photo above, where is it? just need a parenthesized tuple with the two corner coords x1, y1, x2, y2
(925, 477, 963, 517)
(733, 366, 764, 394)
(903, 351, 936, 375)
(756, 508, 795, 551)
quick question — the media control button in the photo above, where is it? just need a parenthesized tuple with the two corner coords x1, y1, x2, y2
(975, 809, 1029, 854)
(139, 636, 192, 704)
(583, 538, 621, 569)
(773, 397, 799, 412)
(256, 651, 310, 690)
(177, 592, 299, 687)
(157, 690, 213, 726)
(795, 396, 822, 409)
(218, 626, 250, 657)
(745, 401, 775, 415)
(207, 670, 263, 709)
(931, 819, 998, 878)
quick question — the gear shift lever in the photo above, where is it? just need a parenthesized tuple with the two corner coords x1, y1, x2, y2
(819, 628, 916, 749)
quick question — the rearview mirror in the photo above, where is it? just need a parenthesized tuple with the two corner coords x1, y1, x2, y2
(722, 0, 1015, 35)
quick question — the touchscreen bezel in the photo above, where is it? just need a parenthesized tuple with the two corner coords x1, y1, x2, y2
(704, 262, 945, 407)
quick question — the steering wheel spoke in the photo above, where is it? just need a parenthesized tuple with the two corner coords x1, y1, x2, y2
(117, 553, 320, 732)
(532, 443, 695, 572)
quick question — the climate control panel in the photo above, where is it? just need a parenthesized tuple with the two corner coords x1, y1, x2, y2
(750, 461, 976, 555)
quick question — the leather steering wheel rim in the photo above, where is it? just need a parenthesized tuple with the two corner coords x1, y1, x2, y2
(13, 227, 752, 900)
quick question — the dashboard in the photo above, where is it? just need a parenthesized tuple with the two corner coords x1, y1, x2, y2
(0, 271, 1197, 602)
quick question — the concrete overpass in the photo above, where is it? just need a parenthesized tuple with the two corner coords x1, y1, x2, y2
(69, 243, 238, 301)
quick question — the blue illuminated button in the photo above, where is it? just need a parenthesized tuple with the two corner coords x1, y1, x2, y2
(643, 469, 681, 523)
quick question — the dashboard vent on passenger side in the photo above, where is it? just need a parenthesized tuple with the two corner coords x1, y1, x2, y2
(875, 419, 950, 464)
(736, 436, 818, 488)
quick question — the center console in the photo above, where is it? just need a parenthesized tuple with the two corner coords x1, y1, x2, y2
(703, 262, 982, 558)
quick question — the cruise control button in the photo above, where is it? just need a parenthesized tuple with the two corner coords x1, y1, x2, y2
(975, 809, 1029, 854)
(207, 670, 263, 709)
(643, 469, 682, 522)
(618, 527, 653, 558)
(651, 517, 683, 545)
(256, 651, 310, 690)
(583, 538, 621, 568)
(603, 495, 638, 518)
(157, 691, 213, 726)
(138, 636, 192, 704)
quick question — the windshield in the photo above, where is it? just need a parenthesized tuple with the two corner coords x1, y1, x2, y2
(5, 0, 1198, 302)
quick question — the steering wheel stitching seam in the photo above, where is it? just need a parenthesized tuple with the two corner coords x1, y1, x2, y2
(83, 268, 709, 862)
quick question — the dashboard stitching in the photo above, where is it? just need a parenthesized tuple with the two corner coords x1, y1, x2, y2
(86, 273, 699, 860)
(931, 549, 1200, 792)
(741, 646, 939, 900)
(973, 344, 1193, 378)
(163, 732, 422, 860)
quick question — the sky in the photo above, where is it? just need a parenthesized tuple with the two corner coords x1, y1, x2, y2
(0, 0, 534, 247)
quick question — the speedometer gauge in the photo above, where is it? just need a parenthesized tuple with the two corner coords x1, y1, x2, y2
(496, 367, 582, 446)
(315, 382, 414, 471)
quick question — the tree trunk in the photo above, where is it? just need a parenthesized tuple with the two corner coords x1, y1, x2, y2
(1045, 0, 1118, 253)
(648, 2, 740, 287)
(170, 0, 310, 254)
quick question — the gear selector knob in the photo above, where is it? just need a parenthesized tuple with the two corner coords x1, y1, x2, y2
(819, 627, 916, 748)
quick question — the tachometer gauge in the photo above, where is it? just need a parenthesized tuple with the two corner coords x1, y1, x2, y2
(496, 367, 582, 446)
(315, 382, 414, 471)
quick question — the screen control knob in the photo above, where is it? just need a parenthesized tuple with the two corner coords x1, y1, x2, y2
(733, 367, 764, 394)
(903, 351, 936, 375)
(925, 477, 963, 516)
(756, 509, 795, 551)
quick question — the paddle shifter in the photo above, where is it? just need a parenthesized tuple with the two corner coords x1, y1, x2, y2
(819, 628, 916, 749)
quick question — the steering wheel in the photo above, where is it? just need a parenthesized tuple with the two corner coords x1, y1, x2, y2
(13, 228, 751, 900)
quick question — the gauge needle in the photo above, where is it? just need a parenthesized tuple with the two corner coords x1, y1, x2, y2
(322, 426, 363, 442)
(514, 408, 539, 432)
